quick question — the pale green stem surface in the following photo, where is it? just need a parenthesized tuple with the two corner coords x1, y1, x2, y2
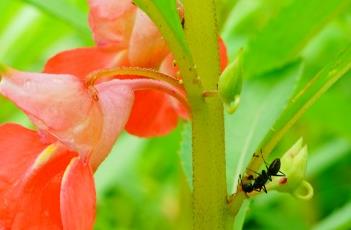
(184, 0, 229, 229)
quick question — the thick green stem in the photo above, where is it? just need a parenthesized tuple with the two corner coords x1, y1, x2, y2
(183, 0, 229, 228)
(192, 97, 228, 229)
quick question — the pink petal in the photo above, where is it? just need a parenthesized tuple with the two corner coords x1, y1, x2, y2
(61, 157, 95, 230)
(128, 9, 169, 67)
(0, 69, 103, 155)
(0, 67, 136, 168)
(90, 79, 134, 169)
(88, 0, 137, 49)
(0, 69, 92, 130)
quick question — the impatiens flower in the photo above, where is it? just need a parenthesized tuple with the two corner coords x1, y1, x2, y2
(0, 63, 186, 228)
(0, 128, 94, 229)
(44, 0, 228, 137)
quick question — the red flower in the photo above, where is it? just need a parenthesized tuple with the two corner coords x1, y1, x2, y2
(45, 0, 227, 137)
(0, 126, 95, 229)
(0, 64, 185, 229)
(43, 0, 182, 137)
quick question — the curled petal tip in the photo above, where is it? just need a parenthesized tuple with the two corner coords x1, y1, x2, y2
(292, 180, 314, 200)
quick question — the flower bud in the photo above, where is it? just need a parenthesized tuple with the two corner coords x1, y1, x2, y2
(218, 49, 243, 114)
(268, 138, 314, 200)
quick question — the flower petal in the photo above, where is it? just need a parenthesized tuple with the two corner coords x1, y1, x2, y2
(61, 157, 95, 230)
(218, 37, 228, 71)
(90, 79, 134, 169)
(0, 69, 104, 155)
(0, 124, 48, 192)
(44, 47, 128, 80)
(7, 144, 76, 229)
(0, 124, 49, 227)
(159, 54, 189, 120)
(0, 69, 92, 130)
(128, 9, 169, 67)
(88, 0, 136, 49)
(125, 90, 180, 137)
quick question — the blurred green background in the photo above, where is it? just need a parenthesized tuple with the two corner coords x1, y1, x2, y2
(0, 0, 351, 229)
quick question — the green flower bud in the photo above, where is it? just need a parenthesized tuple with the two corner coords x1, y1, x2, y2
(268, 138, 314, 200)
(218, 50, 243, 114)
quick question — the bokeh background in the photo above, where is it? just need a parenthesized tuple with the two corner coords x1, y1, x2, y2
(0, 0, 350, 229)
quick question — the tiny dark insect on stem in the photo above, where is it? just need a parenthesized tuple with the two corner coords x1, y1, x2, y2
(240, 149, 286, 196)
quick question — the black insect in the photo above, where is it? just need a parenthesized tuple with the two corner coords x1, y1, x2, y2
(257, 149, 285, 180)
(239, 174, 254, 195)
(240, 150, 285, 195)
(239, 170, 269, 196)
(247, 169, 269, 193)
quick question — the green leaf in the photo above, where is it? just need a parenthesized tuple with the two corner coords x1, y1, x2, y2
(304, 89, 351, 141)
(20, 0, 90, 35)
(262, 44, 351, 158)
(222, 0, 290, 58)
(0, 1, 24, 33)
(307, 139, 351, 178)
(312, 201, 351, 230)
(226, 60, 303, 192)
(243, 0, 351, 77)
(94, 134, 148, 201)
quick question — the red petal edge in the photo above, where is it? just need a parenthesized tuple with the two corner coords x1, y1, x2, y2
(44, 47, 127, 80)
(60, 157, 96, 230)
(10, 146, 76, 229)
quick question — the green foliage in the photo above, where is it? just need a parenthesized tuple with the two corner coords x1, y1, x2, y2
(313, 202, 351, 230)
(21, 0, 90, 35)
(242, 0, 351, 77)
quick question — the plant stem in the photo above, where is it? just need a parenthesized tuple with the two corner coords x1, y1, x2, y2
(192, 96, 228, 229)
(183, 0, 230, 227)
